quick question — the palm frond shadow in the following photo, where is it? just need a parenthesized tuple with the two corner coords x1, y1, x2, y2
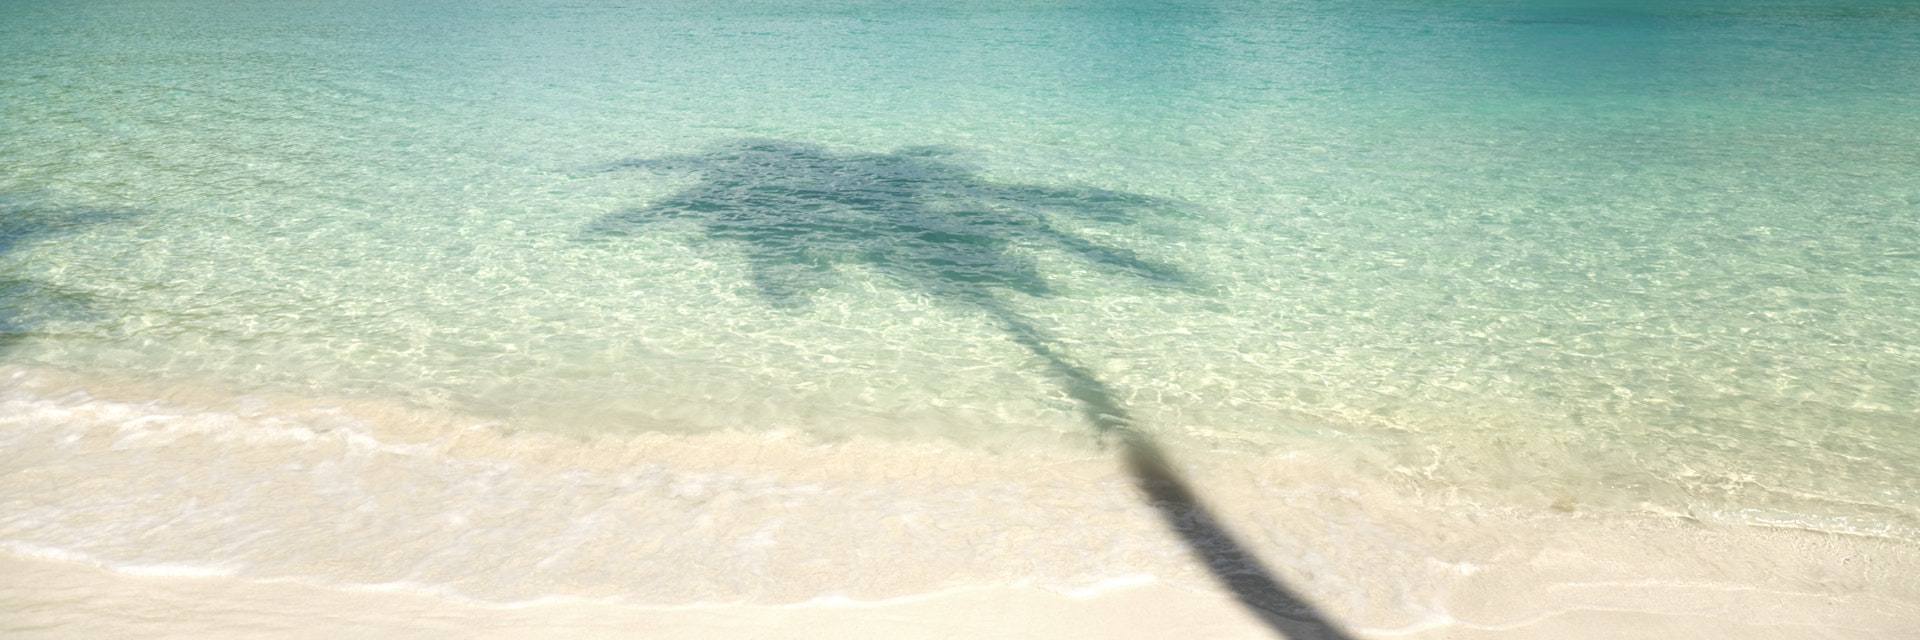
(0, 201, 140, 348)
(586, 139, 1356, 639)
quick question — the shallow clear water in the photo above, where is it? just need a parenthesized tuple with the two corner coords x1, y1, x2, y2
(3, 0, 1919, 594)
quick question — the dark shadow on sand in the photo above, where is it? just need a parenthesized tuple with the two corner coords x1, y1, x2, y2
(585, 139, 1356, 639)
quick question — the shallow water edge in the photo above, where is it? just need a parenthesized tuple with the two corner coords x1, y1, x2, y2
(2, 365, 1915, 637)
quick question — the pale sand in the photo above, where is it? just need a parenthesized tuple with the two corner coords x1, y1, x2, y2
(3, 367, 1918, 638)
(9, 551, 1275, 639)
(2, 535, 1915, 640)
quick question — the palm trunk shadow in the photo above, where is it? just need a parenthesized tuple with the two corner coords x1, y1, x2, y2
(986, 307, 1356, 640)
(1120, 435, 1358, 640)
(584, 139, 1356, 637)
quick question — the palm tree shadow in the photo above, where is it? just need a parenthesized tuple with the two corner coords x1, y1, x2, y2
(585, 139, 1357, 639)
(0, 200, 140, 350)
(996, 307, 1356, 640)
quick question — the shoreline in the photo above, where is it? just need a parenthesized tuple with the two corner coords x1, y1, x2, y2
(5, 525, 1914, 640)
(2, 366, 1917, 637)
(0, 551, 1290, 640)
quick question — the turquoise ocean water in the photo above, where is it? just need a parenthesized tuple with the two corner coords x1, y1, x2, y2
(3, 0, 1919, 617)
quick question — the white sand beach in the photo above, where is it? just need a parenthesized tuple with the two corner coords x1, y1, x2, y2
(3, 368, 1914, 639)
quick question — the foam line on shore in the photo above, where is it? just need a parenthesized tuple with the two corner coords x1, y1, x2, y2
(2, 366, 1917, 636)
